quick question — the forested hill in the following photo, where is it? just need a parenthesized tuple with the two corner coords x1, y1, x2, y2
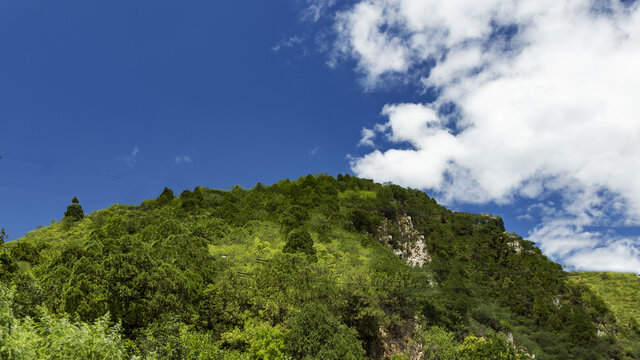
(1, 174, 639, 359)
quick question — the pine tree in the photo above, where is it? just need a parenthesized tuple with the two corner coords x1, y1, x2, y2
(64, 197, 84, 221)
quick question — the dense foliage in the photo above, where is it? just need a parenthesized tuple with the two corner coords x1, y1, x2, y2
(0, 174, 637, 359)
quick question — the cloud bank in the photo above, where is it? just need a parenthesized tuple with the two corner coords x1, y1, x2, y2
(329, 0, 640, 272)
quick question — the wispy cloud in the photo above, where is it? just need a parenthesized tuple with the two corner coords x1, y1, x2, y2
(309, 147, 320, 156)
(124, 146, 139, 167)
(302, 0, 336, 22)
(324, 0, 640, 272)
(175, 155, 192, 164)
(272, 36, 305, 52)
(516, 214, 533, 221)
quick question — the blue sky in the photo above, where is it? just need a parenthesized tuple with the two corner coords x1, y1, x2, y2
(0, 0, 366, 235)
(0, 0, 412, 235)
(2, 1, 639, 273)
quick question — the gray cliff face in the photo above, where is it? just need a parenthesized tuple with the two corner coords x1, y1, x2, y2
(373, 214, 432, 360)
(375, 214, 431, 267)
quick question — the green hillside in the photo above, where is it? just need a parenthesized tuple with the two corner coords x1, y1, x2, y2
(570, 272, 640, 323)
(570, 272, 640, 356)
(1, 174, 638, 359)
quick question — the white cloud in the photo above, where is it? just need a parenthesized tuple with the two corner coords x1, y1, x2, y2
(272, 36, 305, 52)
(516, 214, 533, 221)
(303, 0, 337, 22)
(309, 147, 320, 156)
(124, 146, 139, 167)
(359, 127, 377, 147)
(563, 239, 640, 273)
(175, 155, 192, 164)
(329, 0, 640, 272)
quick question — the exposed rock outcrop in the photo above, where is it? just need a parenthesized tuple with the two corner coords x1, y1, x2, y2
(375, 214, 431, 267)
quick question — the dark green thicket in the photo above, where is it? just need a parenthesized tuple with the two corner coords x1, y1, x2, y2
(0, 174, 634, 359)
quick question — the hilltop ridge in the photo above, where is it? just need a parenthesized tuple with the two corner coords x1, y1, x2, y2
(1, 174, 639, 359)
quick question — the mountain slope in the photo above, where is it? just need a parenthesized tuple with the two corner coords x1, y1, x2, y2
(570, 272, 640, 357)
(1, 174, 638, 359)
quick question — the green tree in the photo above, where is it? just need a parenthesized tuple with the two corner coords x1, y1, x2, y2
(280, 205, 309, 234)
(282, 228, 316, 258)
(532, 296, 551, 327)
(284, 302, 365, 360)
(156, 187, 175, 206)
(0, 248, 17, 284)
(0, 228, 6, 245)
(348, 209, 380, 234)
(569, 306, 596, 347)
(180, 187, 204, 211)
(64, 197, 84, 221)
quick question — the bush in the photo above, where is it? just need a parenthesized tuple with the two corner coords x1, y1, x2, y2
(457, 334, 524, 360)
(421, 326, 457, 360)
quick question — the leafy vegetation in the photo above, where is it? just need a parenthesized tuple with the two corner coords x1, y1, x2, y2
(1, 285, 127, 359)
(570, 272, 640, 358)
(0, 174, 637, 359)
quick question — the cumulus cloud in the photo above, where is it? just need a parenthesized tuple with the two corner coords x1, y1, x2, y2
(330, 0, 640, 272)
